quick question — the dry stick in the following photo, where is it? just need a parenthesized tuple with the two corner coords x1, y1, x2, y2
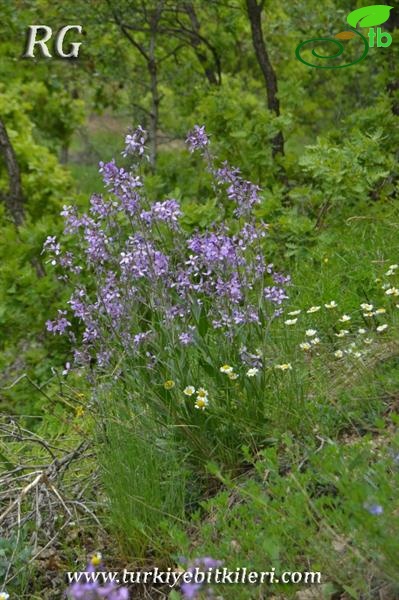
(0, 472, 46, 526)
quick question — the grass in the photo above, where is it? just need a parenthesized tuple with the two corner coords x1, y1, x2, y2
(89, 206, 399, 598)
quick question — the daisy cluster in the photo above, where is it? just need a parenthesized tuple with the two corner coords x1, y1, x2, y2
(282, 262, 398, 364)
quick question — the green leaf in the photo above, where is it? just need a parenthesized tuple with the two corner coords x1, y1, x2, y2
(347, 5, 393, 28)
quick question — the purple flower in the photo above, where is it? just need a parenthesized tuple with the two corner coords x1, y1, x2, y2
(272, 272, 291, 286)
(180, 557, 222, 600)
(263, 286, 288, 306)
(141, 199, 182, 228)
(179, 331, 194, 345)
(364, 502, 384, 515)
(45, 125, 290, 406)
(122, 126, 147, 157)
(46, 310, 71, 335)
(90, 194, 115, 218)
(42, 235, 61, 257)
(62, 362, 71, 376)
(186, 125, 209, 153)
(67, 563, 129, 600)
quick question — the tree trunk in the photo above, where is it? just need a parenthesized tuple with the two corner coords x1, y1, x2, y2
(183, 2, 221, 86)
(0, 118, 25, 226)
(148, 56, 159, 171)
(246, 0, 284, 157)
(148, 5, 164, 171)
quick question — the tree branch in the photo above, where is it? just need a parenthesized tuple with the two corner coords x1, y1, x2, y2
(0, 118, 25, 226)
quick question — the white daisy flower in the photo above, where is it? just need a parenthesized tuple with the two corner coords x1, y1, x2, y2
(228, 372, 239, 380)
(220, 364, 233, 374)
(325, 301, 337, 309)
(299, 342, 311, 351)
(246, 368, 259, 377)
(275, 363, 292, 371)
(334, 350, 344, 358)
(183, 386, 196, 396)
(288, 310, 301, 316)
(307, 306, 321, 313)
(376, 324, 388, 333)
(385, 287, 399, 296)
(335, 330, 349, 338)
(305, 329, 317, 337)
(360, 303, 373, 311)
(339, 314, 351, 322)
(285, 318, 298, 325)
(358, 328, 366, 334)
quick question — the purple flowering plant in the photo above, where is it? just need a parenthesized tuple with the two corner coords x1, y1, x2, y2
(66, 561, 129, 600)
(44, 125, 291, 469)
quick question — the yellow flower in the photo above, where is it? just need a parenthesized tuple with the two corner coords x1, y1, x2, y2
(164, 380, 175, 390)
(196, 387, 208, 398)
(220, 364, 233, 374)
(91, 552, 102, 566)
(307, 306, 321, 314)
(0, 593, 10, 600)
(75, 406, 85, 418)
(375, 308, 386, 314)
(195, 397, 209, 410)
(228, 372, 239, 380)
(275, 363, 292, 371)
(183, 386, 195, 396)
(325, 301, 337, 309)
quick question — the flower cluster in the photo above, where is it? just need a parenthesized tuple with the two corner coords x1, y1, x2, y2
(184, 385, 209, 410)
(67, 555, 129, 600)
(180, 556, 222, 599)
(278, 260, 398, 368)
(44, 126, 290, 373)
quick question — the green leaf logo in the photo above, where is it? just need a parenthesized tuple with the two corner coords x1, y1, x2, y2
(347, 5, 393, 28)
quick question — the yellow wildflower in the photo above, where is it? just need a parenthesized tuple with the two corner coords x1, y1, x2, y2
(91, 552, 102, 566)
